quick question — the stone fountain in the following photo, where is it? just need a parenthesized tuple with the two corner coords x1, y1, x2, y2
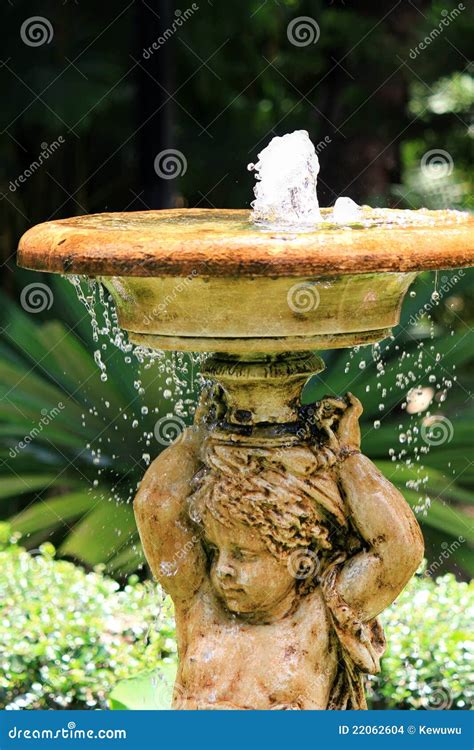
(17, 132, 474, 710)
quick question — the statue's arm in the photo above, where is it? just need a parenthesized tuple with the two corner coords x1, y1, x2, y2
(134, 426, 206, 602)
(333, 395, 424, 621)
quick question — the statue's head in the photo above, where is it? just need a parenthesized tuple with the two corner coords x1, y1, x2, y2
(189, 437, 351, 620)
(202, 513, 299, 617)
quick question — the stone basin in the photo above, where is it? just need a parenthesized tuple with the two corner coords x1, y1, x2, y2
(17, 207, 474, 353)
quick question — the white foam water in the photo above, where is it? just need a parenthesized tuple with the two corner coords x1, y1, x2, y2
(247, 130, 467, 229)
(332, 196, 361, 223)
(248, 130, 321, 226)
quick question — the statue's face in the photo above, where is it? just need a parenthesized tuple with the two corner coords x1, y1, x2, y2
(204, 516, 296, 618)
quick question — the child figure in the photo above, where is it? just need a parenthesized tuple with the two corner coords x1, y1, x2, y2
(134, 392, 424, 710)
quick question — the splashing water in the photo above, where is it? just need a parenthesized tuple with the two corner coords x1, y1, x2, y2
(248, 130, 321, 226)
(248, 130, 467, 230)
(332, 196, 361, 223)
(66, 145, 464, 559)
(247, 130, 363, 227)
(339, 325, 459, 518)
(65, 275, 205, 532)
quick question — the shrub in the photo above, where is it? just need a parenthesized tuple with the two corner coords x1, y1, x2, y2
(0, 525, 176, 710)
(368, 571, 473, 710)
(0, 524, 471, 710)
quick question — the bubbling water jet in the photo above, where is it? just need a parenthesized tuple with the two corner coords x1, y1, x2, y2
(248, 130, 321, 226)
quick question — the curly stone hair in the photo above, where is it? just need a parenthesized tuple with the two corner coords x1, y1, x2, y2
(188, 436, 358, 590)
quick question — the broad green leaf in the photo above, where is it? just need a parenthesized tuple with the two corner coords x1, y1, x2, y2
(59, 500, 136, 566)
(109, 663, 177, 710)
(11, 492, 96, 536)
(0, 474, 61, 500)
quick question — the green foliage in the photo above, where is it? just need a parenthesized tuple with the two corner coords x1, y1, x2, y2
(369, 571, 473, 710)
(109, 664, 176, 711)
(1, 531, 470, 711)
(0, 276, 199, 575)
(0, 526, 176, 710)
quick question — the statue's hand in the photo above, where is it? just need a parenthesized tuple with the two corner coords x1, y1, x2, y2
(335, 392, 363, 451)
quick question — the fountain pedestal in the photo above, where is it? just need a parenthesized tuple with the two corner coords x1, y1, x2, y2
(134, 347, 423, 709)
(17, 207, 474, 709)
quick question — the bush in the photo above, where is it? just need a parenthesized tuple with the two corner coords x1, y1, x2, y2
(369, 571, 473, 710)
(0, 524, 176, 710)
(0, 525, 471, 710)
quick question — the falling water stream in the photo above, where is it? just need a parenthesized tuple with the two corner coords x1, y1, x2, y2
(65, 275, 205, 573)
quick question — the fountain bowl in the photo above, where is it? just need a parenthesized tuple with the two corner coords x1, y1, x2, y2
(18, 208, 474, 353)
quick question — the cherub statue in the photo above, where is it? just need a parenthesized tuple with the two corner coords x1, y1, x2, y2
(134, 391, 424, 710)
